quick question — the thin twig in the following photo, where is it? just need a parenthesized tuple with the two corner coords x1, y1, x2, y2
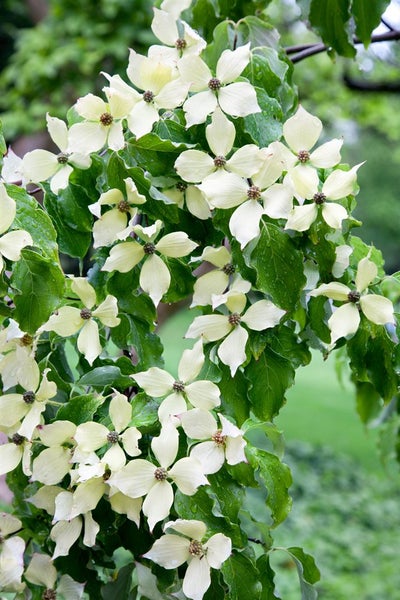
(289, 29, 400, 63)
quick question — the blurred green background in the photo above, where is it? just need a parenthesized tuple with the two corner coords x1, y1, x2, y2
(1, 1, 399, 598)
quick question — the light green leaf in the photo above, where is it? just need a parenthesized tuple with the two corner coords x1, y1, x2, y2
(273, 547, 320, 600)
(247, 447, 292, 527)
(12, 248, 65, 333)
(0, 120, 6, 155)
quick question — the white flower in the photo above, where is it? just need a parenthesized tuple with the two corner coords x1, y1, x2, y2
(0, 513, 25, 593)
(108, 423, 208, 531)
(39, 277, 120, 365)
(22, 114, 91, 193)
(88, 178, 146, 247)
(309, 256, 396, 344)
(0, 318, 39, 391)
(191, 245, 235, 308)
(74, 392, 142, 471)
(133, 339, 221, 425)
(149, 8, 206, 66)
(143, 519, 231, 600)
(162, 182, 211, 220)
(160, 0, 192, 18)
(178, 44, 261, 126)
(31, 420, 76, 485)
(1, 148, 24, 184)
(25, 553, 85, 599)
(175, 107, 262, 185)
(125, 50, 190, 138)
(0, 369, 57, 440)
(284, 163, 363, 232)
(102, 219, 198, 306)
(0, 182, 33, 273)
(68, 91, 135, 154)
(186, 293, 285, 375)
(271, 105, 343, 197)
(0, 430, 32, 477)
(180, 409, 246, 474)
(198, 146, 288, 248)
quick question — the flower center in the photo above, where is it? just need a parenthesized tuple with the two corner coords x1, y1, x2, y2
(143, 90, 155, 103)
(297, 150, 310, 163)
(176, 181, 188, 192)
(173, 380, 185, 392)
(213, 155, 226, 168)
(175, 38, 187, 50)
(222, 263, 235, 275)
(23, 390, 36, 404)
(118, 200, 130, 213)
(228, 313, 241, 326)
(154, 467, 168, 481)
(12, 433, 25, 446)
(208, 77, 222, 91)
(313, 192, 326, 205)
(80, 308, 92, 320)
(21, 333, 33, 346)
(143, 242, 156, 255)
(107, 431, 119, 444)
(42, 589, 57, 600)
(189, 539, 204, 557)
(247, 185, 261, 200)
(57, 153, 69, 164)
(103, 467, 112, 481)
(212, 429, 227, 446)
(347, 291, 361, 303)
(100, 112, 113, 126)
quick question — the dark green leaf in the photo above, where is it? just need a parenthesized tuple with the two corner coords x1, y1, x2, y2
(246, 221, 305, 311)
(309, 0, 356, 57)
(221, 551, 262, 600)
(307, 296, 332, 344)
(130, 392, 159, 429)
(78, 366, 133, 389)
(355, 381, 382, 424)
(56, 393, 104, 425)
(256, 554, 280, 599)
(101, 563, 134, 600)
(242, 88, 283, 147)
(219, 367, 250, 426)
(192, 1, 223, 47)
(237, 15, 279, 49)
(162, 259, 195, 303)
(111, 315, 164, 371)
(352, 0, 391, 47)
(247, 447, 292, 527)
(246, 350, 294, 420)
(11, 249, 65, 333)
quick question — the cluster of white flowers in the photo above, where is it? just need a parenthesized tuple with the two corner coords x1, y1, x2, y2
(0, 0, 396, 597)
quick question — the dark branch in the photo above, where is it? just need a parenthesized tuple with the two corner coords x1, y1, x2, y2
(288, 29, 400, 63)
(381, 17, 396, 32)
(343, 72, 400, 92)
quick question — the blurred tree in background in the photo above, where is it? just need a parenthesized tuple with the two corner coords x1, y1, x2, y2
(1, 0, 399, 271)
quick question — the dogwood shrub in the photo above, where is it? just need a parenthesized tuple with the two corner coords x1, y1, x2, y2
(0, 1, 398, 598)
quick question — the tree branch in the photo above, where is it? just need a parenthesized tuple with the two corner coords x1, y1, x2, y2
(288, 29, 400, 63)
(343, 72, 400, 92)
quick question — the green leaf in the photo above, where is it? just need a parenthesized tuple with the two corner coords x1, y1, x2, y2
(101, 563, 134, 600)
(162, 259, 195, 303)
(207, 469, 244, 523)
(192, 1, 223, 47)
(221, 551, 262, 600)
(219, 367, 250, 426)
(352, 0, 391, 47)
(242, 88, 283, 147)
(242, 420, 285, 459)
(237, 15, 279, 49)
(8, 185, 59, 262)
(0, 120, 6, 155)
(11, 248, 65, 333)
(130, 392, 159, 429)
(309, 0, 356, 57)
(246, 350, 294, 420)
(256, 554, 280, 599)
(78, 366, 133, 390)
(246, 221, 306, 311)
(355, 381, 382, 424)
(56, 393, 104, 425)
(277, 547, 320, 600)
(307, 296, 332, 344)
(111, 315, 164, 371)
(247, 447, 292, 527)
